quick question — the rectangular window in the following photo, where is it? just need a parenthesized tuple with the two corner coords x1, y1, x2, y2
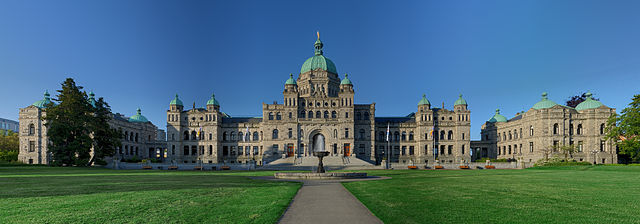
(191, 146, 197, 155)
(600, 140, 605, 152)
(28, 141, 35, 152)
(288, 128, 293, 138)
(578, 141, 583, 152)
(461, 145, 465, 155)
(345, 128, 349, 139)
(447, 145, 452, 155)
(409, 146, 414, 155)
(530, 142, 534, 153)
(272, 144, 279, 153)
(253, 146, 259, 155)
(231, 146, 236, 156)
(401, 146, 406, 155)
(238, 146, 243, 155)
(184, 146, 189, 155)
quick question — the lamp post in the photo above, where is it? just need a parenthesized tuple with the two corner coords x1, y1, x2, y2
(591, 149, 598, 165)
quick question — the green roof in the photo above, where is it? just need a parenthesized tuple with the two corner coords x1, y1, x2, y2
(128, 108, 149, 123)
(418, 94, 430, 106)
(88, 91, 96, 108)
(575, 92, 604, 111)
(340, 74, 353, 85)
(170, 94, 183, 106)
(32, 90, 54, 108)
(454, 94, 467, 106)
(206, 93, 220, 106)
(300, 35, 337, 74)
(532, 92, 558, 110)
(285, 73, 297, 85)
(488, 109, 507, 123)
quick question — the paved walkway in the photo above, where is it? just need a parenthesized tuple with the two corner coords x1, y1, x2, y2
(278, 179, 384, 224)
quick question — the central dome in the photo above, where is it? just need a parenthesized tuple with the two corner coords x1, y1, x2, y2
(300, 32, 337, 74)
(300, 55, 337, 74)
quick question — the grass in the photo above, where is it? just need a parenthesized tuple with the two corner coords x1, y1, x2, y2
(343, 166, 640, 224)
(0, 166, 300, 224)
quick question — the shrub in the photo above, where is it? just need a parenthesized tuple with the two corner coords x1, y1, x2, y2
(473, 157, 514, 162)
(534, 157, 592, 167)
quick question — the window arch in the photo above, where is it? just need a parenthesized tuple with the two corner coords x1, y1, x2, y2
(276, 112, 281, 120)
(569, 124, 574, 135)
(333, 129, 338, 139)
(331, 111, 337, 118)
(401, 131, 407, 141)
(448, 131, 453, 140)
(28, 124, 35, 136)
(316, 111, 321, 118)
(253, 132, 259, 141)
(508, 131, 512, 140)
(513, 130, 518, 139)
(553, 123, 559, 135)
(359, 129, 366, 140)
(600, 123, 605, 135)
(440, 131, 445, 140)
(356, 112, 362, 120)
(324, 111, 329, 118)
(272, 129, 279, 139)
(191, 131, 197, 140)
(268, 112, 274, 120)
(183, 131, 189, 140)
(238, 132, 243, 141)
(209, 133, 212, 140)
(288, 112, 292, 119)
(223, 132, 227, 141)
(300, 110, 306, 118)
(230, 132, 236, 141)
(394, 131, 400, 142)
(409, 131, 414, 141)
(530, 126, 534, 136)
(308, 111, 313, 118)
(577, 124, 583, 135)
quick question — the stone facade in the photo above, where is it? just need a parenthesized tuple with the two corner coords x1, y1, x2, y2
(18, 92, 165, 164)
(472, 93, 617, 164)
(165, 36, 472, 166)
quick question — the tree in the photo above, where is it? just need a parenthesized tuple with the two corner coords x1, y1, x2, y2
(553, 144, 577, 161)
(606, 94, 640, 163)
(87, 97, 121, 166)
(0, 130, 19, 162)
(566, 92, 600, 108)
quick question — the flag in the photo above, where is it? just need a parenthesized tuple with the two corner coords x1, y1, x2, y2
(386, 123, 390, 142)
(197, 127, 202, 139)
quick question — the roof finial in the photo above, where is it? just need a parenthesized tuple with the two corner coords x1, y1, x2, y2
(496, 109, 500, 114)
(136, 108, 141, 115)
(317, 31, 320, 40)
(290, 73, 293, 78)
(314, 31, 324, 55)
(459, 94, 463, 98)
(423, 94, 426, 98)
(542, 92, 548, 100)
(193, 102, 195, 109)
(585, 91, 593, 99)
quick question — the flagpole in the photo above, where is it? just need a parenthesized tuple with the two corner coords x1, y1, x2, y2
(386, 122, 390, 170)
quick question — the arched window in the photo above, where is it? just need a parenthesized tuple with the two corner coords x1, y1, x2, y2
(569, 124, 574, 135)
(577, 124, 583, 135)
(28, 124, 35, 136)
(553, 123, 559, 135)
(503, 132, 506, 141)
(308, 111, 313, 118)
(223, 132, 228, 141)
(364, 112, 370, 120)
(379, 131, 384, 141)
(253, 132, 259, 141)
(401, 131, 407, 141)
(276, 113, 281, 120)
(508, 131, 512, 140)
(300, 110, 306, 118)
(268, 112, 274, 120)
(288, 112, 292, 119)
(356, 112, 362, 120)
(184, 131, 189, 140)
(331, 111, 337, 118)
(324, 111, 329, 118)
(440, 131, 445, 140)
(394, 131, 400, 142)
(238, 132, 243, 141)
(530, 126, 534, 136)
(333, 129, 338, 139)
(191, 131, 196, 140)
(130, 132, 134, 141)
(448, 131, 453, 140)
(360, 129, 366, 140)
(135, 133, 138, 142)
(600, 123, 605, 135)
(316, 111, 321, 118)
(230, 132, 236, 141)
(209, 133, 212, 140)
(125, 131, 129, 140)
(409, 132, 414, 141)
(272, 129, 279, 139)
(513, 130, 517, 139)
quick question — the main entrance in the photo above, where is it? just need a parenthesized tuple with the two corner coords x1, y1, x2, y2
(286, 143, 294, 157)
(344, 143, 351, 157)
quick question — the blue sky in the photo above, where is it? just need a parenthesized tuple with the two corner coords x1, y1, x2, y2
(1, 0, 639, 140)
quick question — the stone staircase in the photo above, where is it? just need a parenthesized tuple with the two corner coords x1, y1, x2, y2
(261, 156, 379, 171)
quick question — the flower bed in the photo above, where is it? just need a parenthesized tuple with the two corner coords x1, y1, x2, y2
(434, 165, 444, 169)
(142, 166, 152, 169)
(459, 165, 470, 169)
(408, 165, 418, 169)
(222, 166, 231, 170)
(485, 165, 496, 169)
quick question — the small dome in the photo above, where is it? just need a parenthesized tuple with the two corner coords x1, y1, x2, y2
(300, 34, 338, 74)
(206, 93, 220, 106)
(340, 74, 353, 85)
(170, 94, 183, 106)
(532, 92, 558, 110)
(32, 90, 54, 108)
(418, 94, 431, 106)
(88, 91, 96, 108)
(285, 73, 297, 85)
(488, 109, 507, 123)
(575, 92, 604, 111)
(454, 94, 467, 106)
(128, 108, 149, 123)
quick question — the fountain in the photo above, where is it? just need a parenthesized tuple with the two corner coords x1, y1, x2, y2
(274, 133, 367, 180)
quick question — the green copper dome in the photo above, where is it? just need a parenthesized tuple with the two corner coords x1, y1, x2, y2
(32, 90, 54, 108)
(575, 92, 604, 111)
(88, 91, 96, 108)
(340, 74, 353, 85)
(170, 94, 183, 106)
(532, 92, 558, 110)
(285, 73, 297, 85)
(128, 108, 149, 123)
(454, 94, 467, 106)
(300, 33, 338, 74)
(206, 93, 220, 106)
(488, 109, 507, 123)
(418, 94, 431, 106)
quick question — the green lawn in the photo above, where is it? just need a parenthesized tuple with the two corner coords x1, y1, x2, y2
(0, 166, 300, 224)
(342, 166, 640, 224)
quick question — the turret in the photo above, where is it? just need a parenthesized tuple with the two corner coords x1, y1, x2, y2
(169, 94, 183, 112)
(453, 94, 468, 111)
(206, 93, 220, 111)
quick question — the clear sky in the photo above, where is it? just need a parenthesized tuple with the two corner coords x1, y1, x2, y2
(1, 0, 639, 140)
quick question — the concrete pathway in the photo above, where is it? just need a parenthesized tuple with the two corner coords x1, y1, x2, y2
(278, 179, 384, 224)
